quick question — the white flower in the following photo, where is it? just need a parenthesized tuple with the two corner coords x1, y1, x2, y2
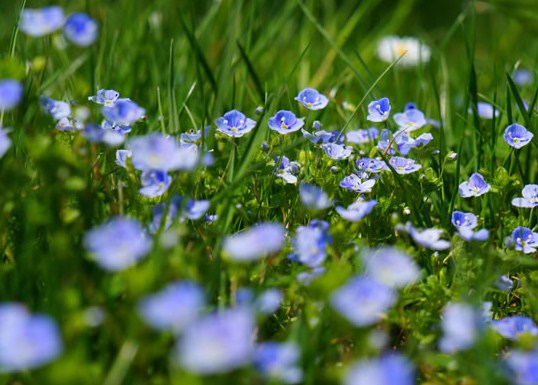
(377, 35, 431, 67)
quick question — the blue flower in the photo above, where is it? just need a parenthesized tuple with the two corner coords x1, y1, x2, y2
(393, 108, 427, 133)
(274, 156, 301, 184)
(512, 226, 538, 254)
(289, 221, 331, 268)
(335, 199, 377, 222)
(296, 266, 326, 285)
(255, 289, 283, 315)
(362, 247, 419, 288)
(295, 88, 329, 110)
(63, 13, 98, 46)
(330, 276, 396, 327)
(128, 134, 199, 171)
(513, 69, 534, 86)
(388, 156, 422, 174)
(175, 308, 254, 374)
(367, 97, 391, 122)
(40, 96, 71, 121)
(504, 123, 534, 149)
(491, 315, 538, 340)
(451, 211, 489, 241)
(299, 183, 332, 210)
(254, 342, 303, 384)
(496, 275, 514, 292)
(0, 80, 23, 111)
(101, 98, 145, 126)
(138, 281, 205, 333)
(505, 350, 538, 385)
(468, 102, 499, 119)
(268, 110, 304, 135)
(340, 173, 376, 193)
(0, 303, 63, 372)
(301, 129, 336, 144)
(458, 172, 491, 197)
(223, 223, 286, 262)
(19, 6, 64, 37)
(356, 158, 387, 173)
(322, 143, 352, 160)
(83, 124, 125, 147)
(84, 217, 152, 271)
(139, 170, 172, 198)
(439, 302, 481, 353)
(345, 128, 379, 144)
(184, 199, 211, 220)
(215, 109, 256, 138)
(405, 222, 451, 250)
(344, 354, 415, 385)
(0, 128, 12, 158)
(149, 196, 181, 233)
(89, 89, 120, 106)
(115, 149, 131, 168)
(512, 184, 538, 208)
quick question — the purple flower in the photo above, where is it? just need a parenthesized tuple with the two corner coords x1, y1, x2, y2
(223, 223, 286, 262)
(19, 6, 64, 37)
(63, 13, 98, 46)
(295, 88, 329, 110)
(512, 184, 538, 208)
(346, 128, 379, 144)
(255, 289, 283, 315)
(84, 217, 152, 271)
(512, 226, 538, 254)
(344, 354, 415, 385)
(451, 211, 489, 241)
(254, 342, 303, 384)
(0, 303, 63, 372)
(362, 247, 419, 288)
(0, 128, 12, 158)
(0, 80, 23, 111)
(491, 316, 538, 340)
(139, 170, 172, 198)
(184, 199, 210, 220)
(101, 98, 145, 126)
(215, 109, 256, 138)
(115, 149, 131, 168)
(268, 110, 304, 134)
(340, 173, 376, 193)
(128, 134, 199, 171)
(138, 281, 205, 333)
(330, 276, 396, 327)
(322, 143, 352, 160)
(393, 109, 427, 133)
(149, 196, 181, 233)
(439, 302, 481, 353)
(175, 308, 254, 374)
(504, 123, 534, 149)
(274, 156, 301, 184)
(458, 172, 491, 197)
(289, 221, 331, 268)
(89, 89, 120, 106)
(356, 158, 387, 173)
(335, 199, 377, 222)
(388, 156, 422, 174)
(496, 275, 514, 292)
(83, 124, 125, 147)
(40, 96, 71, 121)
(405, 222, 451, 250)
(299, 183, 332, 210)
(367, 97, 391, 122)
(468, 102, 499, 119)
(505, 350, 538, 385)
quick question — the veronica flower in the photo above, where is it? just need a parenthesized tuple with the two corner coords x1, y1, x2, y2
(496, 275, 514, 292)
(393, 109, 427, 133)
(128, 134, 199, 171)
(84, 217, 152, 271)
(0, 303, 63, 372)
(63, 13, 98, 46)
(299, 184, 332, 210)
(139, 170, 172, 198)
(491, 316, 538, 340)
(301, 129, 335, 144)
(346, 128, 379, 144)
(149, 196, 181, 233)
(512, 184, 538, 208)
(504, 123, 534, 149)
(101, 98, 145, 126)
(367, 97, 391, 122)
(254, 289, 283, 315)
(215, 109, 256, 138)
(0, 80, 23, 111)
(89, 89, 120, 106)
(459, 173, 491, 197)
(40, 96, 71, 121)
(388, 156, 422, 174)
(513, 69, 534, 86)
(223, 223, 285, 262)
(102, 119, 131, 135)
(377, 35, 431, 67)
(468, 102, 499, 119)
(175, 308, 254, 374)
(296, 266, 326, 285)
(336, 199, 377, 222)
(19, 6, 64, 37)
(83, 124, 125, 147)
(322, 143, 352, 160)
(289, 221, 331, 268)
(268, 110, 304, 134)
(505, 350, 538, 385)
(115, 149, 131, 168)
(405, 222, 451, 250)
(451, 211, 489, 241)
(356, 158, 387, 173)
(295, 88, 329, 110)
(344, 354, 415, 385)
(274, 156, 301, 184)
(254, 342, 303, 384)
(330, 276, 396, 327)
(395, 132, 434, 155)
(439, 302, 481, 353)
(340, 173, 376, 193)
(0, 128, 12, 158)
(180, 127, 210, 144)
(512, 226, 538, 254)
(362, 247, 419, 288)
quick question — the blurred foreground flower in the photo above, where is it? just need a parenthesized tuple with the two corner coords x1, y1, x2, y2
(344, 354, 415, 385)
(439, 302, 481, 353)
(0, 80, 23, 111)
(254, 342, 303, 384)
(491, 315, 538, 340)
(19, 6, 64, 37)
(362, 247, 419, 288)
(223, 223, 285, 262)
(63, 13, 98, 46)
